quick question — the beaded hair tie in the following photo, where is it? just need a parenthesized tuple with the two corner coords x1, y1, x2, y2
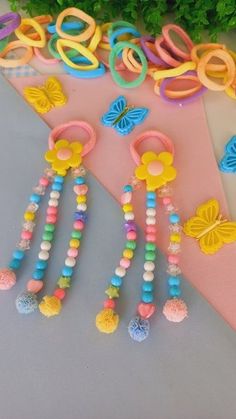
(0, 120, 96, 317)
(96, 130, 187, 341)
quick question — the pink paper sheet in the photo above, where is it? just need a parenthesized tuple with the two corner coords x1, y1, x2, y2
(9, 73, 236, 330)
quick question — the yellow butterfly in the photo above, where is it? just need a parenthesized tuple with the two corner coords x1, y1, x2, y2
(23, 77, 67, 114)
(183, 199, 236, 255)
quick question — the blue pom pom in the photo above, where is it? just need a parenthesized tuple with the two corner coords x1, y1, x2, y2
(15, 292, 38, 314)
(128, 316, 150, 342)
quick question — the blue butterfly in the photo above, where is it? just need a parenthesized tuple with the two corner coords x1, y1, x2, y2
(219, 135, 236, 173)
(101, 95, 149, 136)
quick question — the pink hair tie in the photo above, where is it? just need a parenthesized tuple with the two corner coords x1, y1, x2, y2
(162, 24, 194, 61)
(49, 120, 96, 156)
(130, 130, 175, 165)
(155, 36, 183, 68)
(33, 46, 60, 65)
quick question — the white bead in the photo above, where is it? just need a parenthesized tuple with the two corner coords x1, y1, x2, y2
(146, 216, 156, 225)
(77, 203, 87, 211)
(40, 241, 51, 251)
(48, 199, 58, 207)
(65, 257, 76, 267)
(146, 208, 156, 217)
(50, 191, 60, 199)
(124, 212, 134, 221)
(143, 271, 154, 282)
(38, 250, 49, 261)
(144, 261, 155, 271)
(115, 266, 126, 277)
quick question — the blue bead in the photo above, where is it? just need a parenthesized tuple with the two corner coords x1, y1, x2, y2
(30, 194, 41, 204)
(32, 270, 44, 280)
(142, 282, 154, 292)
(52, 182, 62, 191)
(141, 291, 154, 303)
(168, 276, 180, 286)
(169, 213, 180, 224)
(74, 211, 87, 222)
(111, 275, 122, 287)
(147, 192, 156, 199)
(169, 286, 181, 297)
(62, 266, 73, 277)
(124, 185, 132, 192)
(147, 199, 156, 208)
(36, 260, 48, 270)
(54, 175, 64, 184)
(13, 250, 25, 260)
(75, 177, 85, 185)
(9, 259, 21, 270)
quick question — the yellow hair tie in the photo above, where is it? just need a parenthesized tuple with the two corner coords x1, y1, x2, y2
(88, 25, 102, 52)
(15, 18, 46, 48)
(56, 38, 99, 70)
(152, 61, 196, 81)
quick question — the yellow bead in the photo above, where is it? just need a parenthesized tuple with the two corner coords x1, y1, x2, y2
(69, 239, 80, 248)
(77, 195, 86, 203)
(24, 211, 35, 221)
(123, 249, 134, 259)
(123, 204, 133, 213)
(170, 234, 181, 243)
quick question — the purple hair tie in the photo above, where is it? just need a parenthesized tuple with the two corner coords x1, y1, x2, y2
(140, 35, 167, 66)
(0, 12, 21, 40)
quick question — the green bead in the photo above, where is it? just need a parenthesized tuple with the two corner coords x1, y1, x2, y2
(145, 251, 156, 261)
(126, 240, 136, 250)
(145, 243, 156, 251)
(42, 232, 53, 241)
(44, 224, 55, 233)
(71, 230, 82, 239)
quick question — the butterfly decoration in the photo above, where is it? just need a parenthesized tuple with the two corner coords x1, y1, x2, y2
(23, 77, 67, 114)
(219, 135, 236, 173)
(183, 199, 236, 255)
(101, 95, 149, 136)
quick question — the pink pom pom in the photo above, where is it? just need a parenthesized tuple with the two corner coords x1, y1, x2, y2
(163, 299, 188, 323)
(0, 268, 16, 290)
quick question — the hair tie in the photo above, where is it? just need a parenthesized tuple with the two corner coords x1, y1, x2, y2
(0, 40, 33, 68)
(63, 56, 106, 78)
(47, 20, 84, 34)
(162, 24, 194, 61)
(155, 36, 183, 68)
(15, 17, 46, 48)
(56, 7, 96, 42)
(56, 38, 99, 70)
(140, 35, 167, 66)
(0, 12, 21, 40)
(191, 43, 227, 72)
(197, 49, 235, 91)
(152, 61, 196, 81)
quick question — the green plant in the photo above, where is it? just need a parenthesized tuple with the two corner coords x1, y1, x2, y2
(8, 0, 236, 40)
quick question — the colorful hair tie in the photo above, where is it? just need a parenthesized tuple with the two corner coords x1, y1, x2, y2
(152, 61, 196, 81)
(47, 20, 84, 34)
(122, 39, 158, 75)
(98, 22, 112, 50)
(140, 35, 167, 66)
(87, 25, 102, 52)
(155, 36, 183, 68)
(33, 46, 60, 65)
(63, 56, 106, 78)
(162, 24, 194, 61)
(15, 18, 46, 48)
(0, 12, 21, 40)
(107, 20, 136, 38)
(191, 43, 227, 72)
(96, 45, 126, 71)
(56, 38, 99, 70)
(0, 25, 9, 52)
(56, 7, 96, 42)
(197, 49, 235, 91)
(109, 27, 141, 51)
(109, 41, 147, 88)
(0, 40, 33, 68)
(48, 32, 78, 60)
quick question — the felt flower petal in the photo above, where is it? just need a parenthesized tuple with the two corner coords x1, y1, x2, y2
(45, 150, 56, 162)
(68, 154, 82, 168)
(55, 139, 69, 150)
(146, 174, 164, 190)
(141, 151, 158, 164)
(135, 164, 148, 180)
(158, 152, 173, 166)
(162, 165, 177, 181)
(70, 142, 83, 153)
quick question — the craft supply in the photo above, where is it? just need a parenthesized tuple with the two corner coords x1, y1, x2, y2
(219, 136, 236, 173)
(33, 47, 60, 65)
(183, 199, 236, 254)
(56, 38, 99, 70)
(0, 26, 9, 52)
(23, 77, 67, 114)
(140, 35, 167, 66)
(101, 95, 149, 135)
(15, 18, 46, 48)
(56, 7, 96, 42)
(162, 24, 194, 61)
(152, 61, 196, 81)
(48, 32, 79, 60)
(155, 36, 183, 68)
(0, 12, 21, 40)
(197, 49, 235, 91)
(0, 40, 33, 68)
(47, 20, 84, 34)
(63, 56, 106, 78)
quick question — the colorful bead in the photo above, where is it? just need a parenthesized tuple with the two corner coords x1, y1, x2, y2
(40, 241, 52, 251)
(27, 279, 44, 293)
(142, 291, 154, 303)
(126, 240, 136, 250)
(123, 204, 133, 213)
(69, 238, 80, 248)
(145, 243, 156, 251)
(127, 231, 137, 240)
(62, 266, 73, 277)
(73, 220, 84, 230)
(144, 261, 155, 271)
(142, 282, 154, 292)
(54, 288, 66, 300)
(115, 266, 126, 277)
(124, 185, 132, 192)
(169, 213, 180, 223)
(13, 250, 25, 260)
(170, 233, 181, 243)
(38, 250, 49, 261)
(65, 257, 76, 267)
(124, 212, 135, 221)
(143, 271, 154, 281)
(168, 276, 180, 286)
(146, 208, 156, 216)
(9, 259, 21, 270)
(67, 247, 79, 258)
(36, 260, 47, 270)
(24, 211, 35, 221)
(121, 192, 132, 205)
(52, 182, 63, 191)
(120, 257, 130, 269)
(169, 285, 181, 297)
(21, 230, 32, 240)
(40, 177, 49, 186)
(71, 230, 82, 239)
(123, 249, 133, 259)
(147, 199, 156, 208)
(54, 175, 64, 183)
(168, 254, 179, 264)
(103, 299, 116, 309)
(32, 270, 44, 280)
(111, 275, 123, 287)
(30, 194, 41, 203)
(75, 177, 85, 184)
(42, 231, 53, 241)
(145, 251, 156, 261)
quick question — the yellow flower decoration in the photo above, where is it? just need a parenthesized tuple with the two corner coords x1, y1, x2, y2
(45, 139, 83, 176)
(135, 151, 177, 191)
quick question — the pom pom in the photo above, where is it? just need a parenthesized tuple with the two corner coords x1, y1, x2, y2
(163, 298, 188, 322)
(128, 316, 150, 342)
(96, 308, 119, 334)
(0, 268, 16, 290)
(39, 295, 62, 318)
(16, 291, 38, 314)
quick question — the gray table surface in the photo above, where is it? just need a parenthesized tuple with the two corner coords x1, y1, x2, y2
(0, 73, 236, 419)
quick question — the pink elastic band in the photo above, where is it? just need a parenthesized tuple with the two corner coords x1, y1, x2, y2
(33, 47, 60, 65)
(48, 120, 96, 156)
(162, 24, 194, 61)
(130, 130, 175, 165)
(155, 36, 183, 68)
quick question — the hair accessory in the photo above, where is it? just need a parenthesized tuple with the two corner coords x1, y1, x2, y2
(183, 199, 236, 254)
(0, 26, 9, 52)
(0, 40, 33, 68)
(140, 35, 167, 66)
(48, 32, 79, 60)
(33, 46, 60, 65)
(155, 36, 183, 68)
(47, 20, 84, 34)
(197, 49, 235, 91)
(219, 135, 236, 173)
(162, 24, 194, 61)
(109, 27, 141, 52)
(56, 38, 99, 70)
(152, 61, 196, 81)
(56, 7, 96, 42)
(63, 56, 106, 78)
(0, 12, 21, 40)
(23, 77, 67, 114)
(15, 17, 46, 48)
(101, 95, 149, 135)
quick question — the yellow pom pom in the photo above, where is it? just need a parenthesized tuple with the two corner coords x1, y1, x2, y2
(96, 308, 119, 334)
(39, 295, 62, 318)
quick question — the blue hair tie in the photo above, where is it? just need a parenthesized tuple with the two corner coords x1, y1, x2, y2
(109, 27, 141, 57)
(47, 20, 85, 35)
(63, 56, 106, 79)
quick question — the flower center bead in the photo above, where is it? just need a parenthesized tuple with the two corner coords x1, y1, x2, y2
(57, 148, 72, 160)
(147, 160, 164, 176)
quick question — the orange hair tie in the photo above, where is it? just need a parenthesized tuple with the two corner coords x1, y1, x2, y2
(191, 43, 227, 72)
(0, 40, 33, 67)
(197, 49, 235, 91)
(56, 7, 95, 43)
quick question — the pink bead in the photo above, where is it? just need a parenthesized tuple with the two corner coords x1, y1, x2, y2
(73, 184, 88, 195)
(146, 225, 156, 233)
(47, 206, 57, 215)
(120, 192, 132, 205)
(54, 288, 66, 300)
(163, 197, 172, 205)
(168, 255, 179, 264)
(127, 231, 137, 240)
(103, 299, 116, 309)
(120, 257, 131, 269)
(67, 248, 78, 258)
(46, 215, 57, 224)
(39, 177, 49, 187)
(73, 220, 84, 230)
(146, 234, 156, 242)
(21, 230, 32, 240)
(27, 279, 43, 294)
